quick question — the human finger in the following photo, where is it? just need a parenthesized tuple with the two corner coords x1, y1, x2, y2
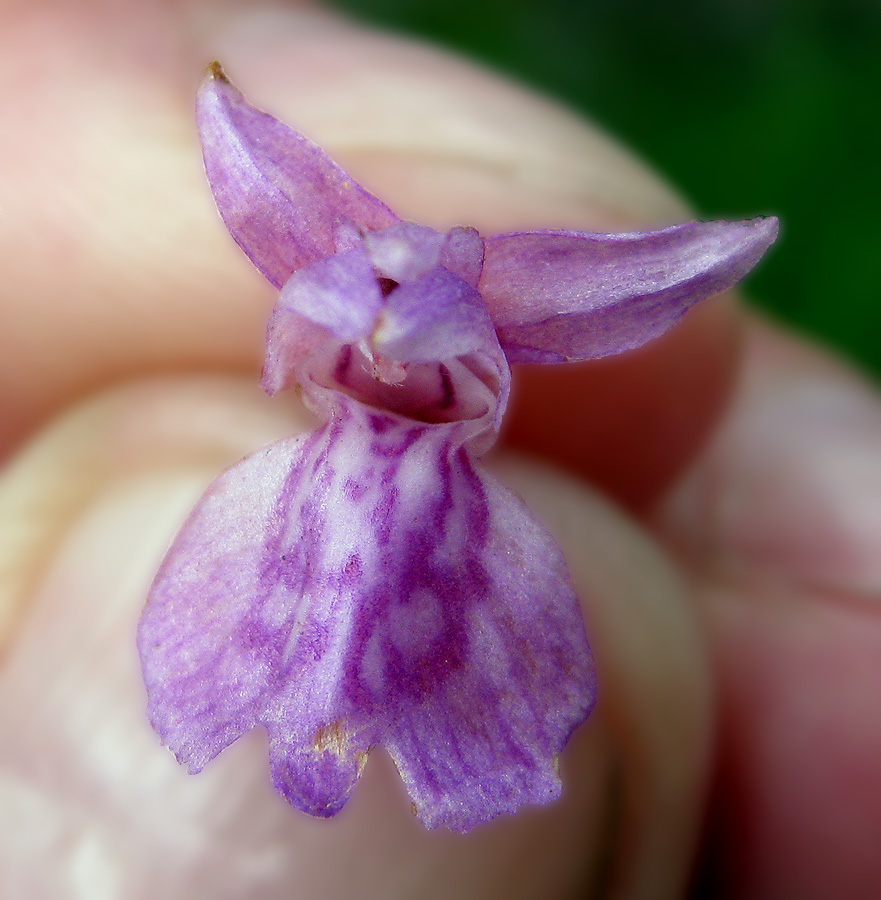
(657, 316, 881, 897)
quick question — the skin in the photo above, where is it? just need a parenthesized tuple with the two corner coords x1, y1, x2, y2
(2, 2, 880, 897)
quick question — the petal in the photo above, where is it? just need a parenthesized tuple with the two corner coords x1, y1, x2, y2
(373, 267, 498, 363)
(374, 445, 597, 831)
(363, 223, 448, 283)
(138, 400, 595, 830)
(440, 226, 485, 288)
(277, 245, 383, 341)
(363, 223, 485, 286)
(196, 64, 398, 289)
(261, 306, 329, 396)
(262, 247, 383, 397)
(138, 439, 302, 772)
(268, 730, 366, 818)
(138, 427, 376, 803)
(479, 218, 779, 362)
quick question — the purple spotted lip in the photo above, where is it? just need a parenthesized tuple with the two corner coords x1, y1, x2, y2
(137, 62, 777, 832)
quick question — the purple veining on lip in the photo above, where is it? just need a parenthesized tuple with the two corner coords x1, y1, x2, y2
(137, 62, 778, 831)
(140, 401, 594, 830)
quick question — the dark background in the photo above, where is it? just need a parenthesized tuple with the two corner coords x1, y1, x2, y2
(336, 0, 881, 376)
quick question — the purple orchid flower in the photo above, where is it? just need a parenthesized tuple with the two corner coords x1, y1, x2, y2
(137, 63, 778, 832)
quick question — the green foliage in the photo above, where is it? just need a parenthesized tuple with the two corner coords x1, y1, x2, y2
(336, 0, 881, 374)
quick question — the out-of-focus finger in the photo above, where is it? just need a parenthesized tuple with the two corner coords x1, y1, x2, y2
(657, 317, 881, 897)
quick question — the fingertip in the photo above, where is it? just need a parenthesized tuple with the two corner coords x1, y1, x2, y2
(502, 294, 743, 510)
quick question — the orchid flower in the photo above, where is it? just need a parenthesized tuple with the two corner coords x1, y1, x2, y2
(137, 63, 778, 833)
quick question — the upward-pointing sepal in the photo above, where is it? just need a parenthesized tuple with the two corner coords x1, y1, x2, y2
(197, 63, 399, 288)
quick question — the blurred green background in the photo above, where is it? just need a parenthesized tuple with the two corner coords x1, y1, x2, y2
(336, 0, 880, 376)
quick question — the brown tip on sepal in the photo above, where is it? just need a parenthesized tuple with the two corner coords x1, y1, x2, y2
(206, 61, 229, 82)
